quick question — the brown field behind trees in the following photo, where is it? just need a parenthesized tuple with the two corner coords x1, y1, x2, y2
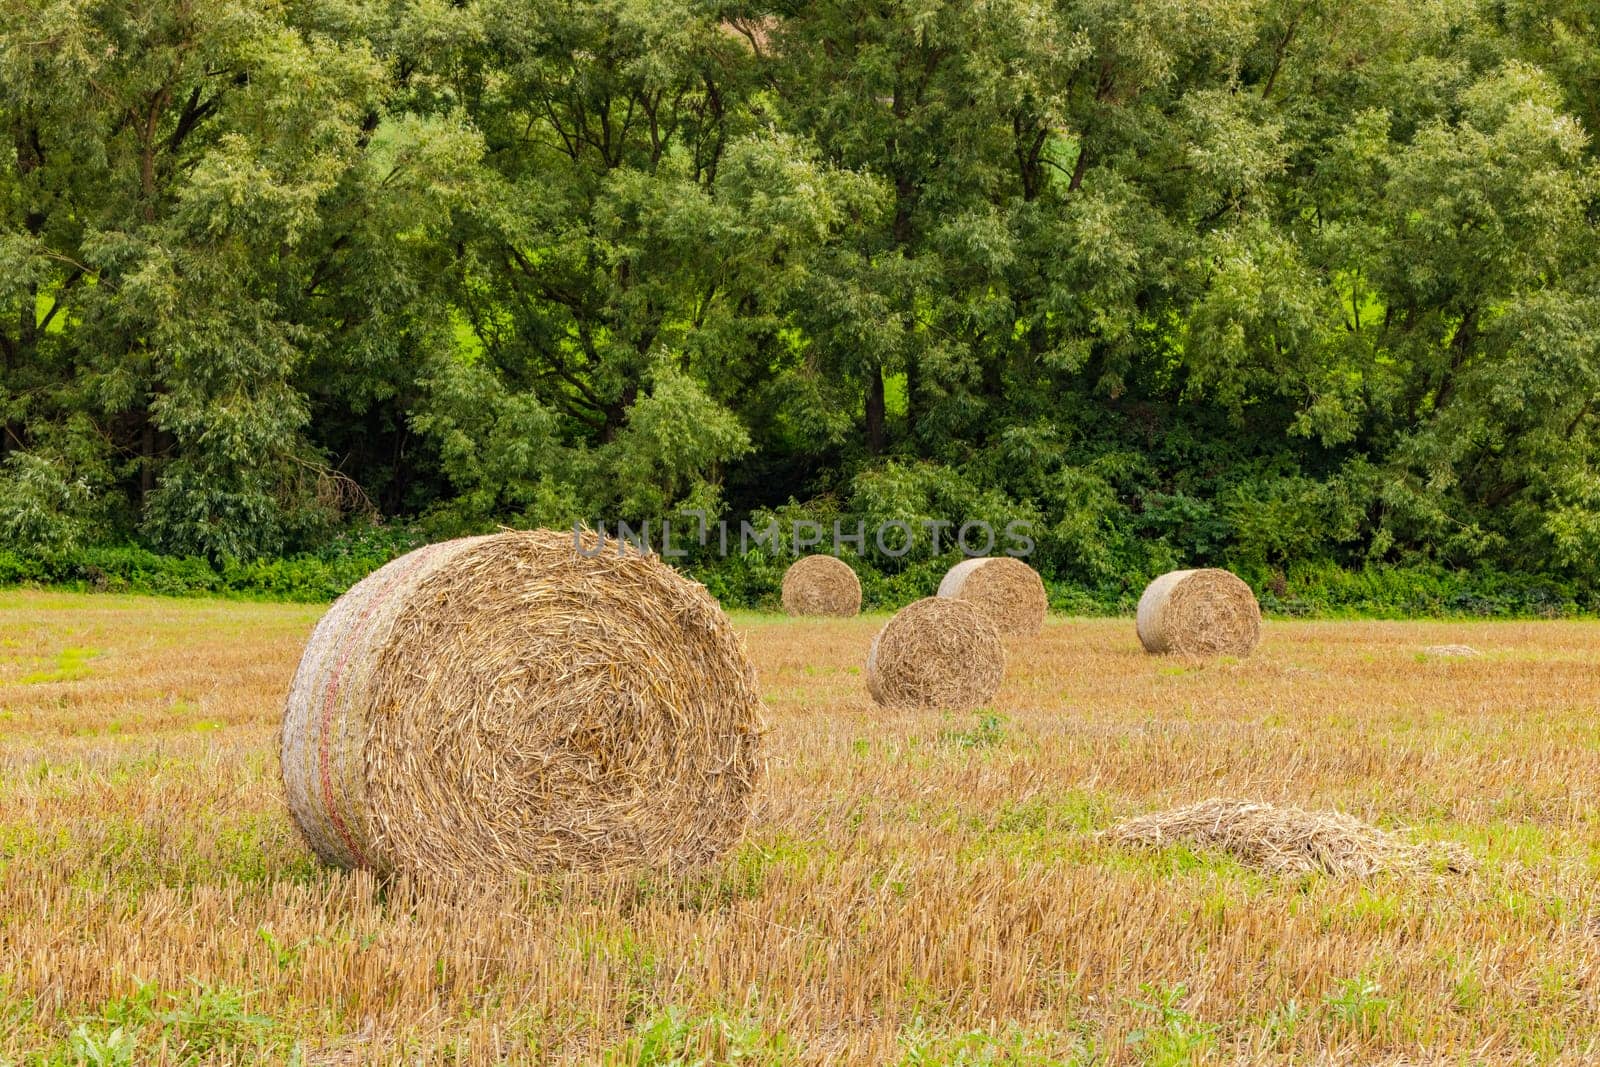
(3, 591, 1600, 1064)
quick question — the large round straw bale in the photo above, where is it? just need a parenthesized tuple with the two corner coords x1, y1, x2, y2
(1136, 568, 1261, 657)
(781, 554, 861, 617)
(280, 530, 765, 882)
(936, 556, 1048, 637)
(865, 597, 1004, 709)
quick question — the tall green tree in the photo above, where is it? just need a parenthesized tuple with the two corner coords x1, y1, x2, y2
(1, 0, 1596, 594)
(400, 0, 876, 528)
(0, 0, 440, 556)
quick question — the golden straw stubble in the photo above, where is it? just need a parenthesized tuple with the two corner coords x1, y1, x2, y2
(1135, 567, 1261, 657)
(936, 556, 1048, 637)
(280, 530, 765, 884)
(865, 597, 1004, 709)
(781, 554, 862, 617)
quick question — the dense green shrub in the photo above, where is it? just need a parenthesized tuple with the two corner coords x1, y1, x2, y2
(0, 527, 421, 603)
(0, 535, 1589, 618)
(0, 507, 1592, 619)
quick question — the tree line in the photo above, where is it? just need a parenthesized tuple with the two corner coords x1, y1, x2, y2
(2, 0, 1598, 602)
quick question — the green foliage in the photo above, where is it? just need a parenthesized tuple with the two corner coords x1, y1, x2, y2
(603, 1004, 792, 1066)
(939, 714, 1007, 751)
(1322, 976, 1394, 1036)
(1124, 983, 1219, 1065)
(0, 526, 417, 602)
(1, 530, 1593, 616)
(1257, 561, 1587, 618)
(2, 0, 1599, 601)
(896, 1022, 1088, 1066)
(22, 982, 288, 1067)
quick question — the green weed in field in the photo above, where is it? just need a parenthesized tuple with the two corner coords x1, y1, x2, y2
(20, 646, 102, 684)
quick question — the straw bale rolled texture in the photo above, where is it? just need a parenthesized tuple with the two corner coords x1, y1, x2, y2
(865, 597, 1003, 709)
(1103, 798, 1474, 878)
(936, 556, 1048, 637)
(1135, 568, 1261, 657)
(780, 555, 861, 617)
(280, 530, 765, 882)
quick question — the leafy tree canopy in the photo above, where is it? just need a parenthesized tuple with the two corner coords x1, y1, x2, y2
(2, 0, 1597, 597)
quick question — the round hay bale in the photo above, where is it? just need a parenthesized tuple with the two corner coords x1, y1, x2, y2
(1136, 568, 1261, 657)
(936, 556, 1048, 637)
(280, 530, 765, 882)
(780, 554, 861, 617)
(865, 597, 1004, 709)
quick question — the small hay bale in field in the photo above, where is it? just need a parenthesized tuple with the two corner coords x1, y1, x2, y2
(1135, 568, 1261, 657)
(780, 554, 861, 617)
(936, 556, 1048, 637)
(280, 530, 765, 883)
(1423, 644, 1482, 658)
(1103, 798, 1474, 878)
(865, 596, 1003, 709)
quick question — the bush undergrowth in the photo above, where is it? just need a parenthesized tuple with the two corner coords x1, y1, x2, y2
(0, 530, 1589, 617)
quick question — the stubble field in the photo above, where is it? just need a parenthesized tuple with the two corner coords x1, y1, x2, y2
(2, 590, 1599, 1064)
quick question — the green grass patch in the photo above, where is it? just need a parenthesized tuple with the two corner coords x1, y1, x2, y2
(19, 646, 102, 684)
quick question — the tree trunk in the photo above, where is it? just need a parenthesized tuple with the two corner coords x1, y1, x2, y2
(982, 345, 1004, 406)
(17, 124, 42, 365)
(141, 415, 156, 501)
(904, 356, 919, 444)
(601, 383, 639, 444)
(865, 365, 885, 455)
(18, 283, 36, 358)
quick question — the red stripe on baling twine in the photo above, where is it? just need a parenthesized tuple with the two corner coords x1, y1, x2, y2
(318, 543, 447, 867)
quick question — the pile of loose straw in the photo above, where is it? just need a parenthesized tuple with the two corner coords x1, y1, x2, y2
(1103, 798, 1473, 878)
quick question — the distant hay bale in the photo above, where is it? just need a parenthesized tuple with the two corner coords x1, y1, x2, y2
(936, 556, 1048, 637)
(280, 530, 765, 883)
(865, 597, 1004, 709)
(1103, 798, 1474, 878)
(1136, 568, 1261, 657)
(781, 554, 861, 617)
(1423, 644, 1482, 658)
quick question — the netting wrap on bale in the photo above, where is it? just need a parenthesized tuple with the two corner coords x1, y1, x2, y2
(280, 530, 765, 883)
(936, 556, 1048, 637)
(780, 555, 861, 617)
(1135, 568, 1261, 657)
(865, 597, 1003, 710)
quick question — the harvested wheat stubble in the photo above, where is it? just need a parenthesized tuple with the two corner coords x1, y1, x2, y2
(865, 596, 1004, 709)
(1136, 567, 1261, 657)
(780, 554, 861, 617)
(936, 556, 1048, 637)
(280, 529, 765, 883)
(1103, 798, 1474, 878)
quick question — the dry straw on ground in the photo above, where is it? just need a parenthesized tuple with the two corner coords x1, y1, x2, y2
(1424, 644, 1482, 657)
(1103, 798, 1474, 878)
(280, 529, 765, 883)
(1136, 567, 1261, 656)
(936, 556, 1048, 637)
(865, 596, 1004, 709)
(781, 554, 862, 617)
(10, 603, 1600, 1059)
